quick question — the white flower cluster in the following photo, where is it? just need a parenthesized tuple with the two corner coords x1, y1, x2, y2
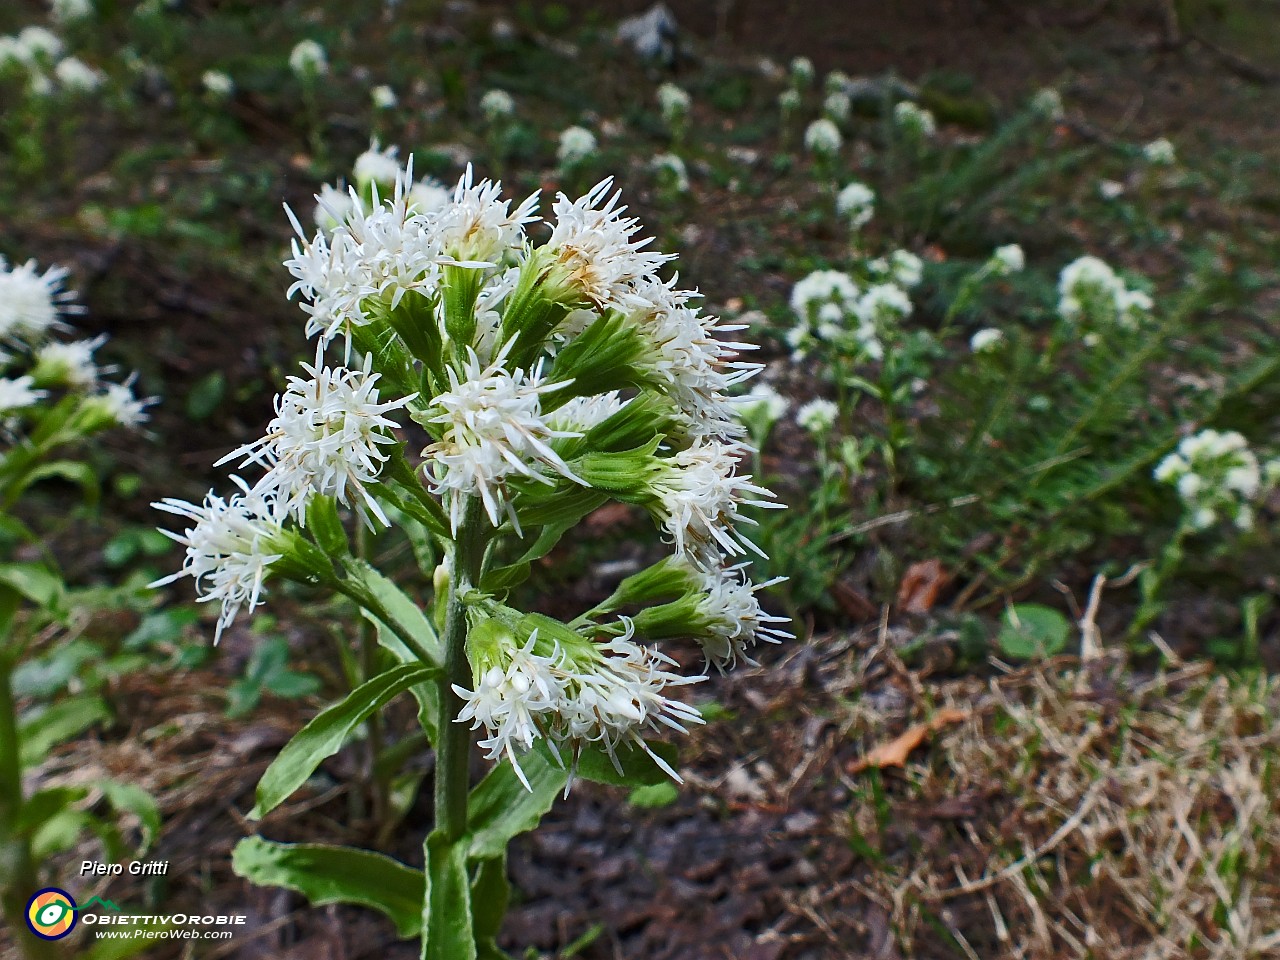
(796, 398, 837, 434)
(456, 627, 703, 788)
(49, 0, 94, 23)
(790, 56, 814, 88)
(1057, 255, 1153, 329)
(0, 256, 152, 427)
(656, 82, 690, 127)
(990, 243, 1025, 276)
(786, 267, 917, 362)
(218, 348, 415, 528)
(894, 100, 936, 138)
(1143, 137, 1176, 166)
(692, 563, 791, 670)
(804, 118, 842, 158)
(1154, 430, 1278, 532)
(969, 328, 1004, 353)
(651, 152, 689, 193)
(288, 39, 327, 78)
(1031, 87, 1064, 121)
(202, 69, 234, 98)
(480, 88, 515, 122)
(0, 24, 103, 94)
(824, 89, 851, 122)
(836, 181, 875, 230)
(371, 84, 396, 109)
(314, 145, 449, 230)
(158, 157, 788, 790)
(869, 250, 923, 289)
(557, 125, 598, 166)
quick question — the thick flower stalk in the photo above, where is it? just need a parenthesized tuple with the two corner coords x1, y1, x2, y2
(153, 155, 788, 957)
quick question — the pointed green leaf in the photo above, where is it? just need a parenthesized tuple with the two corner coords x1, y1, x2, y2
(466, 743, 568, 861)
(232, 837, 424, 938)
(250, 662, 436, 819)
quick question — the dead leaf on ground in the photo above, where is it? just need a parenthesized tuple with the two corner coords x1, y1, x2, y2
(897, 559, 948, 614)
(847, 707, 969, 774)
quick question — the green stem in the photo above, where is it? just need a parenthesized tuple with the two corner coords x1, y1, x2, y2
(433, 497, 485, 843)
(1126, 521, 1192, 648)
(0, 654, 59, 960)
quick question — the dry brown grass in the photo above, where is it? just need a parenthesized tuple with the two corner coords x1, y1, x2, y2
(841, 659, 1280, 959)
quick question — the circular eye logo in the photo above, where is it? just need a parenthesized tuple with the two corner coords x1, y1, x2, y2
(26, 888, 78, 940)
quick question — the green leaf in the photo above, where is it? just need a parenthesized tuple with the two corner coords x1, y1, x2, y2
(470, 854, 509, 953)
(21, 460, 100, 506)
(100, 781, 161, 852)
(466, 743, 568, 861)
(996, 603, 1072, 660)
(16, 786, 90, 837)
(0, 562, 65, 614)
(576, 740, 679, 788)
(20, 695, 110, 767)
(627, 782, 679, 808)
(423, 832, 477, 960)
(250, 662, 436, 819)
(307, 496, 350, 557)
(185, 371, 226, 421)
(345, 560, 442, 741)
(232, 837, 424, 938)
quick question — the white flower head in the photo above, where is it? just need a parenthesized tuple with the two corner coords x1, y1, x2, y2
(218, 348, 414, 527)
(202, 69, 234, 98)
(777, 88, 801, 113)
(289, 39, 327, 78)
(836, 182, 875, 229)
(480, 88, 515, 121)
(151, 478, 288, 643)
(804, 118, 842, 157)
(991, 244, 1025, 276)
(0, 257, 78, 342)
(353, 141, 402, 189)
(652, 152, 689, 192)
(454, 630, 568, 787)
(15, 26, 63, 64)
(35, 334, 106, 388)
(371, 84, 397, 109)
(969, 328, 1004, 353)
(0, 376, 47, 413)
(886, 250, 923, 289)
(649, 440, 779, 567)
(456, 627, 702, 790)
(285, 158, 446, 343)
(824, 90, 851, 122)
(433, 164, 540, 265)
(857, 282, 913, 325)
(789, 56, 814, 88)
(1032, 87, 1064, 120)
(1143, 138, 1176, 166)
(93, 375, 155, 428)
(50, 0, 94, 23)
(557, 125, 598, 166)
(796, 398, 837, 434)
(656, 82, 691, 125)
(545, 178, 674, 309)
(1155, 428, 1272, 533)
(894, 100, 936, 137)
(694, 564, 791, 671)
(423, 345, 586, 532)
(54, 56, 103, 91)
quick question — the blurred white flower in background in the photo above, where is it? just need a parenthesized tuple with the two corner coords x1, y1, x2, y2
(289, 39, 327, 78)
(557, 125, 598, 167)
